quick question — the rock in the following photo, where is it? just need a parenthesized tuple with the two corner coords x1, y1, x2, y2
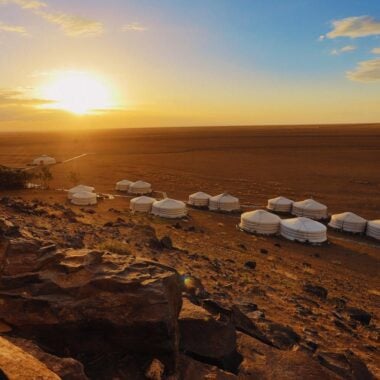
(237, 332, 337, 379)
(7, 337, 88, 380)
(303, 283, 328, 299)
(178, 354, 237, 379)
(103, 221, 114, 227)
(178, 298, 241, 373)
(260, 322, 301, 350)
(0, 336, 59, 379)
(260, 248, 268, 255)
(65, 232, 85, 249)
(38, 243, 57, 254)
(345, 307, 372, 326)
(160, 236, 173, 250)
(145, 358, 165, 380)
(317, 351, 375, 380)
(0, 218, 19, 237)
(244, 261, 256, 270)
(1, 237, 42, 276)
(0, 249, 183, 375)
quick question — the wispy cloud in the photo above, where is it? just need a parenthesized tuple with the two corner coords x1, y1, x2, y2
(0, 0, 104, 37)
(0, 88, 53, 107)
(347, 58, 380, 82)
(326, 16, 380, 39)
(36, 11, 104, 36)
(371, 47, 380, 54)
(121, 22, 147, 32)
(330, 45, 356, 56)
(0, 21, 29, 36)
(0, 0, 46, 9)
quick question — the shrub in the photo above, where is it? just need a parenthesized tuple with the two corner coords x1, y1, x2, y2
(0, 166, 32, 190)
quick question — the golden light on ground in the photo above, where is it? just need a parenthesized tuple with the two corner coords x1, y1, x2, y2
(39, 71, 116, 115)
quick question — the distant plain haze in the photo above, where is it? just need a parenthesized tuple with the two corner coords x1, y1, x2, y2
(0, 0, 380, 130)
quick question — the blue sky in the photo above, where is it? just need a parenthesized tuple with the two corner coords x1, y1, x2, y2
(0, 0, 379, 129)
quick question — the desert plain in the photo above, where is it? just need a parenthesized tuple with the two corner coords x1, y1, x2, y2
(0, 125, 379, 379)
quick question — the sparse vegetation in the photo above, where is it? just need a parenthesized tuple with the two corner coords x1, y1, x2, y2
(36, 166, 53, 189)
(0, 166, 32, 190)
(98, 240, 131, 255)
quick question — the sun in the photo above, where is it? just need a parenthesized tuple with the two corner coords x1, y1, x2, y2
(39, 71, 115, 115)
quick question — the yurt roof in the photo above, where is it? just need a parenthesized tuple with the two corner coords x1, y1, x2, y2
(72, 191, 96, 199)
(242, 210, 281, 223)
(117, 179, 132, 185)
(190, 191, 211, 199)
(332, 212, 367, 223)
(210, 193, 238, 202)
(281, 217, 326, 232)
(293, 199, 327, 210)
(154, 198, 185, 209)
(131, 196, 156, 204)
(269, 196, 293, 204)
(131, 180, 151, 187)
(69, 185, 95, 193)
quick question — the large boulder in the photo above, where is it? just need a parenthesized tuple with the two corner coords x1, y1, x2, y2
(0, 336, 59, 380)
(0, 249, 183, 374)
(178, 298, 241, 373)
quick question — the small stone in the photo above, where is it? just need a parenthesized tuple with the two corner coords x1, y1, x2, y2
(345, 307, 372, 326)
(160, 236, 173, 250)
(303, 284, 328, 299)
(260, 248, 268, 255)
(244, 261, 256, 270)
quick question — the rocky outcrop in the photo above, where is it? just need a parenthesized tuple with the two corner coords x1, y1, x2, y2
(179, 298, 241, 373)
(0, 249, 183, 375)
(237, 332, 339, 379)
(0, 336, 59, 380)
(7, 337, 88, 380)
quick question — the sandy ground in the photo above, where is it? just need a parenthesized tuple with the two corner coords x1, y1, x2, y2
(0, 125, 379, 376)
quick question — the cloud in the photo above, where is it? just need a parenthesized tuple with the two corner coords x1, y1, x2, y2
(371, 47, 380, 54)
(1, 0, 103, 37)
(326, 16, 380, 39)
(36, 10, 104, 36)
(122, 22, 147, 32)
(346, 58, 380, 82)
(0, 21, 29, 36)
(330, 45, 356, 55)
(0, 89, 53, 106)
(0, 0, 46, 9)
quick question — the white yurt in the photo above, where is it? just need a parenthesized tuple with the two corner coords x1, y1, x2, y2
(152, 198, 187, 219)
(280, 217, 327, 243)
(71, 191, 97, 206)
(267, 196, 294, 213)
(291, 199, 328, 220)
(130, 196, 156, 213)
(328, 212, 367, 233)
(67, 185, 95, 200)
(115, 179, 132, 192)
(129, 180, 152, 195)
(240, 209, 281, 235)
(32, 155, 56, 166)
(366, 220, 380, 240)
(188, 191, 211, 207)
(209, 193, 240, 212)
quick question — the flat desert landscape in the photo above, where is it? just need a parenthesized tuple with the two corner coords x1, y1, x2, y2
(0, 125, 379, 379)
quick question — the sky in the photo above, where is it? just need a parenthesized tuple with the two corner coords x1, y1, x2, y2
(0, 0, 380, 130)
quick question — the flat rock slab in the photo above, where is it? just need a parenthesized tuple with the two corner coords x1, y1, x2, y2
(0, 336, 59, 380)
(0, 249, 182, 373)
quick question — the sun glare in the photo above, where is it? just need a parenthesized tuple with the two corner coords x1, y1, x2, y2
(39, 71, 115, 115)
